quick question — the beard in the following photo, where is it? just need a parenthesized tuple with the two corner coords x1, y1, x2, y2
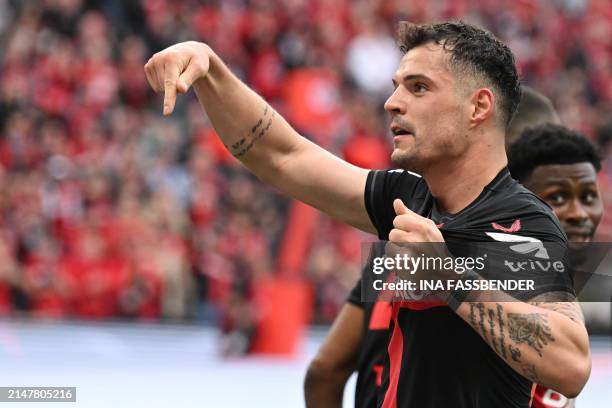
(391, 148, 425, 174)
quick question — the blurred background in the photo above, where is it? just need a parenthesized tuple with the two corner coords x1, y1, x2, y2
(0, 0, 610, 406)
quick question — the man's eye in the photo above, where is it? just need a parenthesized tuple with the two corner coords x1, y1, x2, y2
(547, 193, 565, 206)
(414, 83, 428, 93)
(582, 191, 599, 204)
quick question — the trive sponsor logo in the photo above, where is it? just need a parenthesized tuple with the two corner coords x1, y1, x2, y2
(486, 232, 566, 273)
(503, 259, 566, 273)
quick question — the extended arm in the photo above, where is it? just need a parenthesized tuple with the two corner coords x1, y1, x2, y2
(145, 42, 374, 233)
(305, 303, 363, 408)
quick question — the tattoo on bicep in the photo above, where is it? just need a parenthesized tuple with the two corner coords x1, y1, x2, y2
(508, 313, 555, 357)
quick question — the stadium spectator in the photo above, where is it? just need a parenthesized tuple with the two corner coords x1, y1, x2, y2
(0, 0, 609, 334)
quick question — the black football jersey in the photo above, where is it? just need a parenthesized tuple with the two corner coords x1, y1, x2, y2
(363, 167, 573, 408)
(347, 279, 392, 408)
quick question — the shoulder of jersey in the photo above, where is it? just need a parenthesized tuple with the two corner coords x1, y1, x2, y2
(482, 183, 567, 242)
(387, 169, 422, 178)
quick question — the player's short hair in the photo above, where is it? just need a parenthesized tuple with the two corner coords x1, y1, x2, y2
(396, 21, 521, 126)
(596, 121, 612, 150)
(505, 86, 559, 145)
(508, 124, 602, 183)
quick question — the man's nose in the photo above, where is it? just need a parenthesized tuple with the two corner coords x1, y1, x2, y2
(384, 89, 407, 115)
(564, 199, 590, 224)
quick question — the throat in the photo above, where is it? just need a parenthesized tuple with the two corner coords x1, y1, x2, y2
(426, 163, 506, 214)
(432, 182, 487, 214)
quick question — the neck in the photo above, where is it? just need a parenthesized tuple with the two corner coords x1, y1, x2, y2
(424, 139, 507, 214)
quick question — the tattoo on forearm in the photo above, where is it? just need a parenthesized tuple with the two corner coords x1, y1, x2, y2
(531, 302, 584, 324)
(230, 104, 275, 158)
(529, 291, 584, 324)
(477, 303, 488, 342)
(258, 111, 274, 139)
(509, 345, 521, 362)
(465, 303, 558, 385)
(231, 137, 246, 150)
(508, 313, 555, 357)
(488, 309, 499, 353)
(551, 303, 583, 323)
(235, 110, 275, 157)
(521, 363, 541, 383)
(496, 304, 508, 360)
(469, 303, 477, 328)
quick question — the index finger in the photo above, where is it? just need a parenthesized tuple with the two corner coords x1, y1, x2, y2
(163, 61, 181, 116)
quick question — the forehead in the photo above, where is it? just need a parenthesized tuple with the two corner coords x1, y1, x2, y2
(395, 43, 455, 83)
(529, 163, 599, 186)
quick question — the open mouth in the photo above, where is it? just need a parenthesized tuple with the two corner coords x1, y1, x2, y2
(391, 126, 414, 137)
(565, 229, 593, 243)
(566, 234, 592, 243)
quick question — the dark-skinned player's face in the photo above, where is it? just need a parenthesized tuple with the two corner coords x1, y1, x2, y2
(523, 162, 603, 243)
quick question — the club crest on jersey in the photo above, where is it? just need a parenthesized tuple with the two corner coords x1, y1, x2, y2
(491, 219, 521, 233)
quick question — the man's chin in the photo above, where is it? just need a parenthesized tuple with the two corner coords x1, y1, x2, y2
(391, 151, 420, 172)
(568, 236, 594, 250)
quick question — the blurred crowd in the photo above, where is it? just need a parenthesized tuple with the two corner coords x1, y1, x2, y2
(0, 0, 610, 343)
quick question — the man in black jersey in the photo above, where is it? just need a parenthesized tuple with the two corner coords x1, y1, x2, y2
(303, 86, 565, 408)
(305, 259, 392, 408)
(508, 124, 604, 408)
(145, 21, 590, 408)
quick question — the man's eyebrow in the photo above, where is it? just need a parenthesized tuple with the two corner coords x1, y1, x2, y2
(402, 74, 433, 83)
(543, 180, 571, 187)
(543, 177, 599, 187)
(392, 74, 434, 88)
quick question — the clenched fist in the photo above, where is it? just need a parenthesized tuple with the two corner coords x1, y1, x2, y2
(144, 41, 213, 116)
(389, 199, 444, 243)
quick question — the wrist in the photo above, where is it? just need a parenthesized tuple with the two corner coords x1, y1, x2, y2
(445, 269, 480, 311)
(192, 44, 225, 89)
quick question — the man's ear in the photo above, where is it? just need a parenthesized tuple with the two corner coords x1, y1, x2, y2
(468, 88, 495, 128)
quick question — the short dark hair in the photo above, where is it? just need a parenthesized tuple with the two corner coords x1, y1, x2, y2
(397, 21, 521, 126)
(596, 121, 612, 150)
(508, 124, 602, 183)
(505, 86, 559, 145)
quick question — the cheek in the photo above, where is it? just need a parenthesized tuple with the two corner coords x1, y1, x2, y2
(417, 98, 453, 121)
(588, 204, 604, 226)
(551, 208, 566, 222)
(550, 203, 571, 222)
(414, 100, 466, 153)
